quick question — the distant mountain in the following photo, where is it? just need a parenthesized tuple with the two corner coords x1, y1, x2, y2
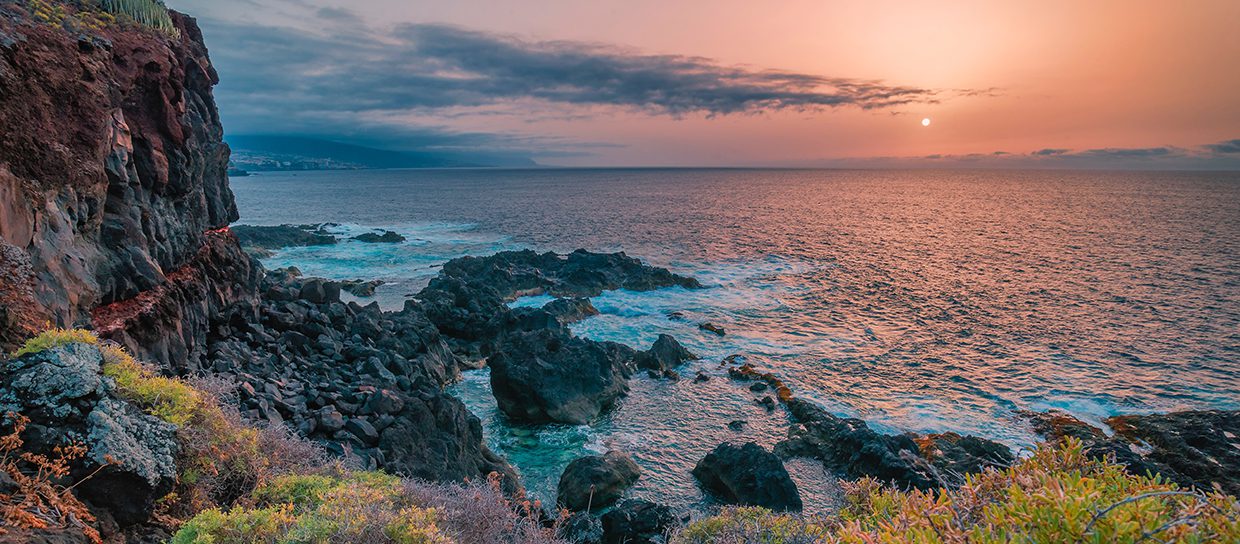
(225, 135, 537, 171)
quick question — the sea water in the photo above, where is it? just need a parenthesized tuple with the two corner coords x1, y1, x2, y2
(231, 168, 1240, 513)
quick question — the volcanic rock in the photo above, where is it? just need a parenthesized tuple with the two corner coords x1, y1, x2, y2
(693, 442, 802, 511)
(489, 329, 632, 424)
(558, 451, 642, 512)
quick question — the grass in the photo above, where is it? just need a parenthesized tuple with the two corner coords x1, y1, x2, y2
(9, 327, 98, 358)
(674, 438, 1240, 543)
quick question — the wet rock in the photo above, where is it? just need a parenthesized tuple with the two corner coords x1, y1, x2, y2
(352, 230, 406, 244)
(232, 225, 337, 250)
(694, 372, 710, 383)
(489, 329, 631, 424)
(727, 420, 746, 431)
(542, 297, 600, 324)
(749, 382, 769, 392)
(693, 442, 802, 511)
(757, 396, 776, 411)
(699, 322, 726, 336)
(0, 343, 178, 526)
(316, 407, 345, 433)
(600, 500, 680, 544)
(635, 334, 698, 372)
(558, 451, 642, 512)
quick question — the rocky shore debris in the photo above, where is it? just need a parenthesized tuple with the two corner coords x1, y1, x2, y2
(1024, 409, 1240, 496)
(699, 322, 726, 336)
(542, 297, 601, 324)
(352, 229, 406, 243)
(557, 450, 642, 512)
(635, 333, 698, 372)
(693, 442, 803, 511)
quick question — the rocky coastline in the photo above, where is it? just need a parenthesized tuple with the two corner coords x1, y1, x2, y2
(1, 2, 1237, 543)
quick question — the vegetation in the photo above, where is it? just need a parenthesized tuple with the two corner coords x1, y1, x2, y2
(674, 439, 1240, 543)
(0, 414, 102, 544)
(19, 0, 177, 38)
(9, 326, 97, 358)
(174, 471, 562, 544)
(99, 0, 179, 37)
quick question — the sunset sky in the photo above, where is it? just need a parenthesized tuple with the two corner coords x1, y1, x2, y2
(169, 0, 1240, 168)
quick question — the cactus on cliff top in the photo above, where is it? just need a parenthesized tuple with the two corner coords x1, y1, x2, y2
(99, 0, 179, 38)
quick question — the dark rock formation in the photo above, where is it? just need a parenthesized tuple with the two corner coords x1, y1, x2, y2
(489, 329, 632, 424)
(0, 343, 179, 526)
(542, 297, 600, 324)
(635, 334, 697, 372)
(1025, 410, 1240, 496)
(776, 398, 1010, 490)
(693, 442, 802, 512)
(0, 7, 242, 355)
(232, 224, 337, 251)
(203, 271, 517, 487)
(557, 451, 642, 512)
(432, 249, 700, 301)
(352, 230, 405, 244)
(600, 500, 680, 544)
(699, 322, 726, 336)
(915, 432, 1015, 479)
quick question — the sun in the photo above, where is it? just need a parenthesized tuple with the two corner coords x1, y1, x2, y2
(921, 118, 931, 127)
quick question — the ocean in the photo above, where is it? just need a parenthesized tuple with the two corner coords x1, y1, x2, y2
(230, 167, 1240, 513)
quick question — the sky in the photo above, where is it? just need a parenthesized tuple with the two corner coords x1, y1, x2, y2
(168, 0, 1240, 168)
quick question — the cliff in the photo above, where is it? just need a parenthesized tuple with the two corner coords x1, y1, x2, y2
(0, 3, 255, 366)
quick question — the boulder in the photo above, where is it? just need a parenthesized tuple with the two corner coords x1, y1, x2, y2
(489, 329, 631, 424)
(557, 451, 642, 511)
(600, 500, 679, 544)
(699, 322, 726, 336)
(692, 442, 802, 511)
(0, 343, 179, 526)
(635, 334, 698, 372)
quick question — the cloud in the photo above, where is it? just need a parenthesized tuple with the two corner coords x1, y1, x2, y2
(1031, 148, 1070, 156)
(1203, 139, 1240, 154)
(192, 15, 946, 159)
(798, 138, 1240, 170)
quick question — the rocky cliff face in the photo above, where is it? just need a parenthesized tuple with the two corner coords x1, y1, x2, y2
(0, 6, 250, 364)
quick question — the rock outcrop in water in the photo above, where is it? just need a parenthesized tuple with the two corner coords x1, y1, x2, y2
(1025, 409, 1240, 496)
(558, 451, 642, 512)
(693, 442, 802, 512)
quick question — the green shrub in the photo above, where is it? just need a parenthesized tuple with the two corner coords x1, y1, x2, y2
(674, 439, 1240, 544)
(99, 0, 180, 37)
(9, 327, 97, 358)
(175, 471, 450, 543)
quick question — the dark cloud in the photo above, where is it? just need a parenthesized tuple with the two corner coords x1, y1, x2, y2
(1204, 139, 1240, 154)
(1032, 148, 1070, 156)
(195, 17, 944, 159)
(1076, 146, 1178, 158)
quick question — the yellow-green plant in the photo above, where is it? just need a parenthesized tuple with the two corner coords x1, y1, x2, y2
(673, 439, 1240, 544)
(99, 0, 180, 38)
(9, 327, 98, 358)
(173, 471, 452, 544)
